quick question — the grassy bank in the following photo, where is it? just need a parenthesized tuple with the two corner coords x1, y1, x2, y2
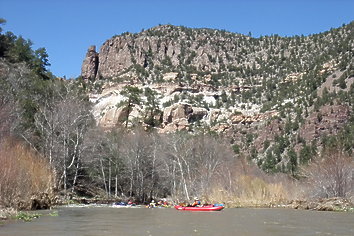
(205, 175, 293, 208)
(203, 172, 354, 212)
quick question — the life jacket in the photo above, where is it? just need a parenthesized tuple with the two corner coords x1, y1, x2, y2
(192, 200, 201, 206)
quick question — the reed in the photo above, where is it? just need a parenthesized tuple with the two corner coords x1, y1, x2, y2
(208, 174, 293, 208)
(0, 139, 54, 209)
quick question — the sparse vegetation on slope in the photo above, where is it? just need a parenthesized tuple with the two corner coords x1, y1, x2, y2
(1, 18, 353, 210)
(82, 21, 354, 177)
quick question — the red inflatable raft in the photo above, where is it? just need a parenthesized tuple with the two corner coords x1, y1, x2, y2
(174, 205, 224, 211)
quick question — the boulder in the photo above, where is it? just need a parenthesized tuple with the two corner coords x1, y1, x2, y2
(160, 118, 190, 133)
(160, 104, 209, 132)
(163, 72, 179, 81)
(16, 192, 53, 210)
(209, 109, 221, 124)
(29, 193, 52, 210)
(188, 107, 208, 122)
(162, 103, 193, 124)
(211, 123, 230, 133)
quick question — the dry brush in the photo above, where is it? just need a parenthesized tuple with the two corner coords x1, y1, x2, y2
(0, 139, 54, 209)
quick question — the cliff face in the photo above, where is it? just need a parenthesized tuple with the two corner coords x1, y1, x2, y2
(82, 23, 353, 87)
(81, 25, 250, 80)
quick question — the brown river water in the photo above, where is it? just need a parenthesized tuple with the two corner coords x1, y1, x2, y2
(1, 205, 353, 236)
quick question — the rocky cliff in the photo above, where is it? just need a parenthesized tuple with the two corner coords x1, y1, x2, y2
(82, 25, 246, 80)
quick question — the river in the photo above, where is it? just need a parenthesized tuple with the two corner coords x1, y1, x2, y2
(1, 205, 353, 236)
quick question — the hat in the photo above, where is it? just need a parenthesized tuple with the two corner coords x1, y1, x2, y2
(194, 197, 199, 200)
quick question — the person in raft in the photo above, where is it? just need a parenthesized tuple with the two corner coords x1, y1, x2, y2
(127, 199, 135, 206)
(158, 198, 169, 206)
(191, 197, 201, 207)
(149, 199, 156, 208)
(162, 198, 169, 206)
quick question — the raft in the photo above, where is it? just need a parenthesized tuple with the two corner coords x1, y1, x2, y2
(174, 205, 224, 211)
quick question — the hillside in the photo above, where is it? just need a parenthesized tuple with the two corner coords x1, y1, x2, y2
(1, 19, 353, 209)
(81, 22, 354, 173)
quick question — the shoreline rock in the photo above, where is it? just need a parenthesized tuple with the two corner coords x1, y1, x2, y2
(287, 197, 354, 211)
(222, 197, 354, 212)
(0, 207, 17, 221)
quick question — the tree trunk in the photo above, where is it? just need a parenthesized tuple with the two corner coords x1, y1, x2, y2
(100, 158, 107, 195)
(108, 158, 111, 197)
(63, 132, 67, 192)
(115, 174, 118, 197)
(72, 158, 80, 193)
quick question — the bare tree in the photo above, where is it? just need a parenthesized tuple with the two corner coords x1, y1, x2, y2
(81, 127, 111, 195)
(34, 83, 93, 193)
(302, 147, 354, 198)
(0, 97, 17, 142)
(162, 132, 195, 200)
(159, 133, 236, 201)
(192, 135, 234, 196)
(121, 128, 155, 201)
(106, 130, 125, 197)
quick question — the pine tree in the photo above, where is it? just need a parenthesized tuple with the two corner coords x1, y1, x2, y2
(287, 148, 298, 176)
(119, 85, 142, 127)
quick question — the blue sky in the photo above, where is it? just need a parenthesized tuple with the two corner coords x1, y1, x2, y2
(1, 0, 353, 78)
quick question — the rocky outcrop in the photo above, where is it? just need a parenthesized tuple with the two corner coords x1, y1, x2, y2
(189, 107, 208, 122)
(94, 31, 184, 79)
(229, 111, 278, 125)
(163, 103, 193, 124)
(99, 106, 129, 128)
(15, 192, 53, 210)
(299, 105, 350, 145)
(159, 103, 208, 133)
(161, 118, 190, 133)
(97, 36, 135, 79)
(89, 80, 274, 133)
(81, 45, 99, 80)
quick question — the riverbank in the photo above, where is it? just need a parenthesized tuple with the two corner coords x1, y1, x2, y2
(287, 197, 354, 212)
(0, 207, 17, 222)
(0, 191, 55, 222)
(60, 195, 354, 212)
(225, 197, 354, 212)
(1, 196, 353, 223)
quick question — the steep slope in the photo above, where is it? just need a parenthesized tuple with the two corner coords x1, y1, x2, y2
(81, 22, 354, 173)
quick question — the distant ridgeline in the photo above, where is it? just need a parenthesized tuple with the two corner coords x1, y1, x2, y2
(82, 22, 353, 85)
